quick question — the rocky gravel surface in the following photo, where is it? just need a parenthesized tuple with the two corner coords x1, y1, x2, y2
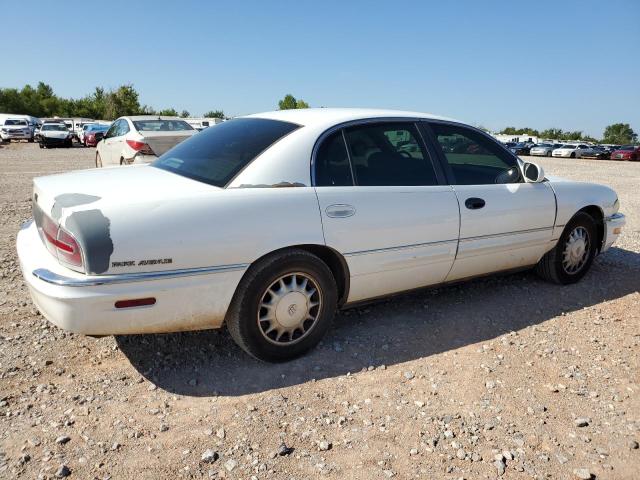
(0, 143, 638, 479)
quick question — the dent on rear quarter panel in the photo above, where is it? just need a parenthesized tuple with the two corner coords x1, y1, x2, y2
(64, 210, 114, 274)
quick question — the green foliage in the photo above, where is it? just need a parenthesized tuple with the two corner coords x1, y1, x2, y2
(278, 94, 310, 110)
(0, 82, 192, 121)
(157, 108, 179, 116)
(602, 123, 637, 145)
(180, 110, 190, 118)
(203, 110, 226, 119)
(500, 126, 540, 137)
(539, 128, 564, 139)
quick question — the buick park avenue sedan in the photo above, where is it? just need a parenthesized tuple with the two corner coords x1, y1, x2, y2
(17, 109, 625, 362)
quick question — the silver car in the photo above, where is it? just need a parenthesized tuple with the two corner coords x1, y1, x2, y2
(530, 143, 562, 157)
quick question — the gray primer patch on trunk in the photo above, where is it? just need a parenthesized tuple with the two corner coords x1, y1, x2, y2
(64, 209, 114, 274)
(51, 194, 101, 221)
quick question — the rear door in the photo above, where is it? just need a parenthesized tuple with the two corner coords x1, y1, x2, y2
(424, 121, 556, 281)
(100, 120, 121, 164)
(314, 120, 460, 303)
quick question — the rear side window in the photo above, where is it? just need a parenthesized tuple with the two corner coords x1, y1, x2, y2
(343, 122, 438, 186)
(315, 131, 353, 186)
(429, 123, 520, 185)
(133, 119, 194, 131)
(153, 118, 299, 187)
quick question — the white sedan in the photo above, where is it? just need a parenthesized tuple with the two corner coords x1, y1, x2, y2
(552, 144, 590, 158)
(96, 116, 196, 167)
(17, 109, 625, 361)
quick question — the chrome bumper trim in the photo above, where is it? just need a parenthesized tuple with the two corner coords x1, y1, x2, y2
(32, 263, 250, 287)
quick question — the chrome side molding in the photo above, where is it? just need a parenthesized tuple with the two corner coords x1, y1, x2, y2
(32, 263, 250, 287)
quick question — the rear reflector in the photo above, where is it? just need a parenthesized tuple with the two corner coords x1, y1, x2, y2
(115, 298, 156, 309)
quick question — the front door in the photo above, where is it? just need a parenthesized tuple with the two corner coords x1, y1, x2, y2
(313, 121, 460, 303)
(425, 121, 556, 282)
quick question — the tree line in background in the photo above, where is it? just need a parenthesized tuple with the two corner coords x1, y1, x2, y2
(1, 83, 635, 144)
(0, 82, 228, 120)
(499, 124, 638, 145)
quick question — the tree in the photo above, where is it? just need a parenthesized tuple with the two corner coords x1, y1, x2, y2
(499, 126, 539, 137)
(203, 110, 226, 119)
(540, 128, 564, 139)
(278, 94, 310, 110)
(565, 130, 584, 141)
(602, 123, 637, 145)
(103, 84, 140, 120)
(180, 110, 190, 118)
(157, 108, 179, 116)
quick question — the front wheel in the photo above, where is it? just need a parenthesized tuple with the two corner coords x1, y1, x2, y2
(535, 212, 597, 284)
(95, 152, 103, 168)
(226, 249, 338, 362)
(546, 151, 552, 157)
(570, 152, 576, 158)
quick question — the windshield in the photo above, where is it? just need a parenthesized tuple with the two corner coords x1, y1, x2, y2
(560, 145, 575, 149)
(4, 119, 28, 126)
(153, 118, 300, 187)
(619, 145, 636, 151)
(133, 119, 194, 132)
(42, 124, 68, 131)
(536, 143, 552, 147)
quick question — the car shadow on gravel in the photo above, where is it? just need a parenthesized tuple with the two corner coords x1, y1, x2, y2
(116, 246, 640, 397)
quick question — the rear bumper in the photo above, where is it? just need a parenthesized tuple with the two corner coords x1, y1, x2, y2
(602, 213, 625, 252)
(17, 220, 247, 335)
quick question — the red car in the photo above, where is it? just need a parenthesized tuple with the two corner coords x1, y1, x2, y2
(84, 125, 110, 147)
(610, 145, 640, 161)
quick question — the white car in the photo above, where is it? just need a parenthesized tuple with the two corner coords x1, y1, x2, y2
(37, 123, 74, 148)
(17, 108, 626, 362)
(96, 116, 196, 167)
(552, 144, 590, 158)
(1, 118, 34, 142)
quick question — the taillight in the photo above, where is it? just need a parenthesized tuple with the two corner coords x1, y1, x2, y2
(39, 215, 83, 271)
(126, 139, 154, 155)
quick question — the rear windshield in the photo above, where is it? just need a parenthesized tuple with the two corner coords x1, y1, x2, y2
(619, 145, 635, 151)
(88, 124, 109, 132)
(4, 119, 27, 126)
(153, 118, 300, 187)
(133, 119, 194, 131)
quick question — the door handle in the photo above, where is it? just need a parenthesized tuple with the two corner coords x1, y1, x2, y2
(464, 197, 485, 210)
(325, 204, 356, 218)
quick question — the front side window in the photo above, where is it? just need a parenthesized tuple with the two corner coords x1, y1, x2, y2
(315, 131, 353, 186)
(153, 118, 299, 187)
(343, 122, 438, 186)
(117, 120, 130, 136)
(429, 123, 520, 185)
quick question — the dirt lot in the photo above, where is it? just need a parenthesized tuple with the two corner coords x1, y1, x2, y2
(0, 142, 638, 480)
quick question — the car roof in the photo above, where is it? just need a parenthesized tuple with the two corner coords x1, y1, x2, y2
(125, 115, 188, 121)
(246, 108, 456, 129)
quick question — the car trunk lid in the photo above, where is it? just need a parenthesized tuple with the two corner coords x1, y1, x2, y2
(139, 130, 196, 156)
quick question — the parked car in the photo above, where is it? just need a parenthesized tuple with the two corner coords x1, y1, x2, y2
(581, 146, 610, 160)
(95, 116, 196, 167)
(508, 142, 530, 156)
(17, 108, 625, 361)
(38, 123, 74, 148)
(83, 124, 110, 147)
(78, 123, 97, 145)
(610, 145, 640, 161)
(530, 143, 563, 157)
(552, 144, 589, 158)
(1, 118, 34, 142)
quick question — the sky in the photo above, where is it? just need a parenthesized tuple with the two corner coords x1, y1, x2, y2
(2, 0, 639, 137)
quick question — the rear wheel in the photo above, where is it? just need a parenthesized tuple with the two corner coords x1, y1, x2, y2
(226, 249, 338, 362)
(95, 153, 103, 168)
(535, 212, 597, 285)
(570, 152, 576, 158)
(546, 150, 552, 157)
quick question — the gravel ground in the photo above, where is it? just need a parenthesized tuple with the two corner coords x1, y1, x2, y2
(0, 142, 638, 479)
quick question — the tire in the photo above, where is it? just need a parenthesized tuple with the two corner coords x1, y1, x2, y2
(65, 139, 72, 148)
(535, 212, 597, 285)
(546, 151, 552, 157)
(39, 143, 44, 149)
(226, 249, 338, 362)
(570, 152, 575, 158)
(95, 153, 103, 168)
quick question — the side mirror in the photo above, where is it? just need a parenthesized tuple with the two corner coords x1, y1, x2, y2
(523, 162, 545, 183)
